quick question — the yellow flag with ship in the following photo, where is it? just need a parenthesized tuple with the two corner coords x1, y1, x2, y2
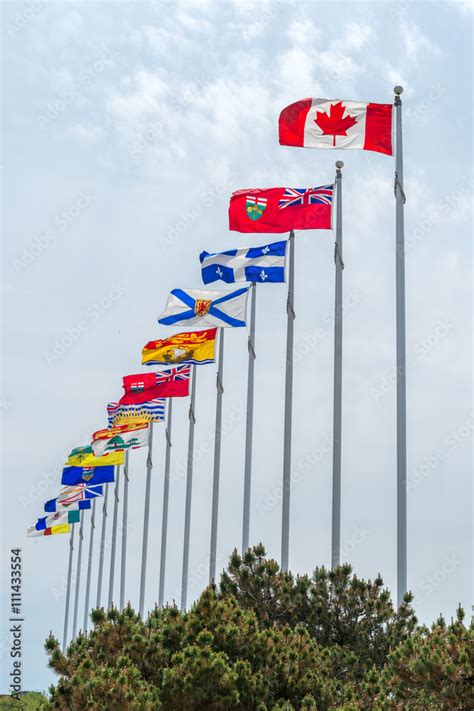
(142, 328, 217, 366)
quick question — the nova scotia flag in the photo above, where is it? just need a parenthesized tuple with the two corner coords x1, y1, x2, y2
(158, 287, 249, 328)
(199, 240, 287, 285)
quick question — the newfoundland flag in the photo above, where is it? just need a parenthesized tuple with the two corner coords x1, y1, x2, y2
(279, 98, 393, 156)
(229, 185, 333, 233)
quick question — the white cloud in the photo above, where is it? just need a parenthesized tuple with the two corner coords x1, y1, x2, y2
(401, 21, 441, 61)
(67, 123, 106, 144)
(286, 17, 321, 45)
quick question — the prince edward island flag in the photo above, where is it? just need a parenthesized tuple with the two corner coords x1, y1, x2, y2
(200, 240, 287, 284)
(158, 287, 249, 328)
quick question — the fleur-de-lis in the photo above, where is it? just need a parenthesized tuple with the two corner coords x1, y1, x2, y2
(259, 270, 268, 281)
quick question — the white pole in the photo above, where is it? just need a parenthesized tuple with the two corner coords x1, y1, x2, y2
(119, 452, 129, 610)
(281, 231, 295, 571)
(159, 399, 173, 607)
(331, 162, 344, 568)
(62, 524, 75, 652)
(242, 282, 256, 553)
(394, 85, 407, 605)
(209, 329, 224, 583)
(72, 516, 84, 637)
(181, 366, 197, 611)
(139, 424, 154, 616)
(83, 498, 96, 631)
(96, 483, 109, 608)
(107, 465, 121, 608)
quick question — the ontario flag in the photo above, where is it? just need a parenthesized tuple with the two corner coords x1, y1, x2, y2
(229, 185, 333, 233)
(120, 365, 190, 406)
(279, 98, 393, 156)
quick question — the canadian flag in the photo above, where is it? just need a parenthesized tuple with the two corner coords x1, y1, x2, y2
(279, 98, 393, 156)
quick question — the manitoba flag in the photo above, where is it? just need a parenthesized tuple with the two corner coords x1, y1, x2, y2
(279, 98, 393, 156)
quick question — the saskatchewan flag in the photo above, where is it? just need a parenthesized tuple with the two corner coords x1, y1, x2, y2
(67, 446, 124, 468)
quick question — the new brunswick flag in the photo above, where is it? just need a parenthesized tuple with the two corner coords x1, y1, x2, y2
(142, 328, 217, 366)
(67, 446, 124, 468)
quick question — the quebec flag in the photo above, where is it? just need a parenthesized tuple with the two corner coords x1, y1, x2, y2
(200, 240, 287, 285)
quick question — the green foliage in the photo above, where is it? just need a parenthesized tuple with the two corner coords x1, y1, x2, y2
(0, 692, 48, 710)
(43, 546, 473, 710)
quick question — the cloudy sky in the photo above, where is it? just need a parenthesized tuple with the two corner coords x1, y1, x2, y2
(1, 0, 472, 694)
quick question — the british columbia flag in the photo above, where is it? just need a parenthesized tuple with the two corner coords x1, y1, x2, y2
(278, 185, 334, 209)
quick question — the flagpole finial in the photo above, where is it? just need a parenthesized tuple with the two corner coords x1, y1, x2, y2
(394, 85, 403, 95)
(335, 160, 344, 170)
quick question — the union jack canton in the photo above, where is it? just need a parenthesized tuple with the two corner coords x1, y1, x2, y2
(278, 184, 334, 209)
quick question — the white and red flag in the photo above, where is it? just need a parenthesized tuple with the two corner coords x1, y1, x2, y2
(279, 98, 393, 156)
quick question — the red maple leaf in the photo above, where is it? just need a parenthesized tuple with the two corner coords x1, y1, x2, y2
(314, 101, 358, 146)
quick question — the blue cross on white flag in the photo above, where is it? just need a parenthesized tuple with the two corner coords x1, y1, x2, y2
(200, 240, 287, 285)
(158, 287, 249, 328)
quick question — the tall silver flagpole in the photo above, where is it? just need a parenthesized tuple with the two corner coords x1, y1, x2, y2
(72, 516, 84, 637)
(281, 231, 295, 571)
(83, 498, 96, 632)
(139, 424, 154, 616)
(181, 365, 197, 611)
(96, 483, 109, 607)
(62, 524, 75, 652)
(331, 161, 344, 569)
(242, 282, 256, 553)
(107, 465, 121, 608)
(158, 399, 173, 607)
(209, 328, 225, 583)
(119, 452, 130, 610)
(394, 85, 407, 605)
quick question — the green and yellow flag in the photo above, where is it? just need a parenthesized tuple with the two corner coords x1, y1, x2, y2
(67, 445, 124, 468)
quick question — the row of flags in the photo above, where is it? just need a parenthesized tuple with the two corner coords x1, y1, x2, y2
(29, 94, 398, 604)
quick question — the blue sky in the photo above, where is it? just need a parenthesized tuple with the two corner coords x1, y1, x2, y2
(1, 0, 472, 693)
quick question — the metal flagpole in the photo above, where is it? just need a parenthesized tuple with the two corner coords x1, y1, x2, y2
(83, 498, 96, 632)
(209, 328, 225, 583)
(331, 161, 344, 569)
(242, 282, 256, 553)
(96, 482, 109, 608)
(158, 399, 173, 607)
(119, 452, 130, 610)
(181, 365, 197, 611)
(62, 524, 75, 652)
(107, 465, 121, 608)
(394, 85, 407, 605)
(72, 516, 84, 637)
(139, 424, 154, 616)
(281, 230, 295, 571)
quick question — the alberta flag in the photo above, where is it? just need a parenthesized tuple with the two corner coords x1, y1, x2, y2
(158, 288, 249, 328)
(200, 241, 287, 284)
(61, 464, 115, 486)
